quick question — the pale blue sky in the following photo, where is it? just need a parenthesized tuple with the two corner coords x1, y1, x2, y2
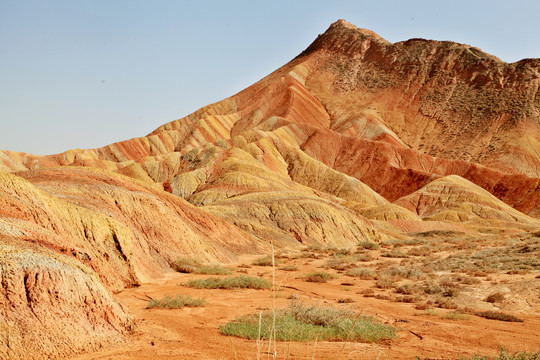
(1, 0, 539, 155)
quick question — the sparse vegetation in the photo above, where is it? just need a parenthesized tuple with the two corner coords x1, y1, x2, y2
(278, 264, 298, 271)
(195, 265, 232, 275)
(357, 241, 380, 250)
(172, 233, 534, 356)
(395, 283, 418, 295)
(172, 256, 202, 273)
(485, 292, 505, 303)
(442, 310, 470, 320)
(423, 308, 442, 317)
(329, 247, 352, 256)
(459, 347, 540, 360)
(375, 275, 398, 289)
(345, 267, 376, 279)
(354, 253, 374, 262)
(302, 271, 337, 283)
(220, 299, 395, 342)
(382, 238, 425, 247)
(434, 296, 458, 309)
(186, 275, 271, 290)
(476, 310, 524, 322)
(381, 248, 409, 258)
(172, 257, 231, 275)
(147, 295, 205, 309)
(252, 255, 275, 267)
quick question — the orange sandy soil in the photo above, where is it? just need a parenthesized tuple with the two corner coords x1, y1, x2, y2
(73, 255, 540, 360)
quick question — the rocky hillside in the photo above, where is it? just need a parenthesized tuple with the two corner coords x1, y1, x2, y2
(1, 19, 539, 358)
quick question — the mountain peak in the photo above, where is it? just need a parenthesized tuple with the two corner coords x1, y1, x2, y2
(300, 19, 390, 57)
(328, 19, 384, 40)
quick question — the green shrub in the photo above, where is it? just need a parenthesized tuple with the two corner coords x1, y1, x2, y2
(185, 275, 271, 290)
(147, 295, 205, 309)
(195, 265, 231, 275)
(423, 308, 441, 317)
(302, 272, 337, 283)
(325, 255, 353, 270)
(386, 266, 423, 279)
(220, 300, 395, 343)
(252, 255, 275, 266)
(375, 275, 398, 289)
(345, 267, 376, 279)
(279, 265, 298, 271)
(173, 257, 232, 275)
(172, 256, 202, 273)
(442, 310, 470, 320)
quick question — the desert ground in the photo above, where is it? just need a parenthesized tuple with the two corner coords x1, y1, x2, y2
(74, 233, 540, 360)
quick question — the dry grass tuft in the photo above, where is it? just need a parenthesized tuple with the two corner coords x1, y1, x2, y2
(186, 275, 271, 290)
(302, 272, 338, 283)
(147, 295, 205, 309)
(220, 299, 395, 343)
(476, 311, 524, 322)
(485, 292, 505, 303)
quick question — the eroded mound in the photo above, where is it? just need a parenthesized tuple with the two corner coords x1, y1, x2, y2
(0, 245, 132, 360)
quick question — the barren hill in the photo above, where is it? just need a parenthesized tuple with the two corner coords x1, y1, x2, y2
(1, 19, 539, 358)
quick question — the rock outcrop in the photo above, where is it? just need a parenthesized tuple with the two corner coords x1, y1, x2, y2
(0, 245, 132, 360)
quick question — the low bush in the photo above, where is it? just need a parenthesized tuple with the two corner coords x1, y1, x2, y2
(485, 292, 505, 303)
(330, 247, 352, 256)
(386, 266, 424, 279)
(434, 296, 458, 309)
(476, 311, 524, 322)
(147, 295, 205, 309)
(172, 256, 202, 273)
(325, 255, 353, 270)
(345, 267, 376, 279)
(252, 255, 275, 266)
(357, 241, 380, 250)
(381, 248, 409, 258)
(186, 275, 271, 290)
(302, 272, 337, 283)
(173, 257, 231, 275)
(442, 310, 470, 320)
(375, 275, 398, 289)
(395, 283, 420, 295)
(279, 265, 298, 271)
(195, 265, 232, 275)
(220, 299, 395, 343)
(354, 253, 374, 262)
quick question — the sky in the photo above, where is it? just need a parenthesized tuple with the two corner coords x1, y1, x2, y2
(1, 0, 539, 155)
